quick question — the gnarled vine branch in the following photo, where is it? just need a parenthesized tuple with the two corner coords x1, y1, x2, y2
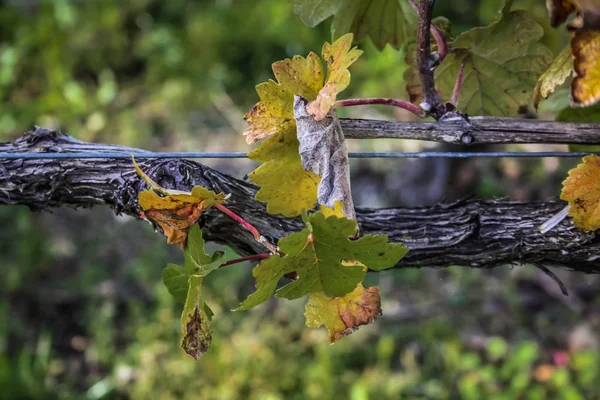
(2, 127, 600, 274)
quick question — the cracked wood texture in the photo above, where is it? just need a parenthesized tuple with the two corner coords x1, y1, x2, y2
(2, 127, 600, 273)
(341, 117, 600, 145)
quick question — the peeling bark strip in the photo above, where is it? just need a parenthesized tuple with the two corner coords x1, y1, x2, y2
(2, 127, 600, 273)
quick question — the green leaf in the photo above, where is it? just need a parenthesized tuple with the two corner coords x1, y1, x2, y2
(180, 275, 212, 361)
(184, 225, 224, 277)
(237, 211, 408, 310)
(290, 0, 417, 50)
(162, 225, 224, 304)
(434, 9, 553, 116)
(534, 46, 573, 108)
(289, 0, 344, 27)
(162, 263, 190, 304)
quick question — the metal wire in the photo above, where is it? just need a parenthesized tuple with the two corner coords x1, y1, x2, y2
(0, 151, 598, 160)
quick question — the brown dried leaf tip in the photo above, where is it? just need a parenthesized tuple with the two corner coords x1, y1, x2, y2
(182, 305, 212, 361)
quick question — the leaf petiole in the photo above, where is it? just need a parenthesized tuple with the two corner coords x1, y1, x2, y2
(215, 203, 279, 254)
(336, 98, 426, 117)
(219, 253, 271, 268)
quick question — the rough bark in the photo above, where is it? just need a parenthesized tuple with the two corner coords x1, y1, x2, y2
(341, 117, 600, 145)
(2, 127, 600, 273)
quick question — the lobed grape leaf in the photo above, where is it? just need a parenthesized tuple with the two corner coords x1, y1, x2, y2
(162, 225, 225, 304)
(433, 7, 552, 116)
(180, 275, 212, 361)
(243, 52, 324, 144)
(571, 29, 600, 107)
(534, 46, 573, 109)
(244, 34, 361, 217)
(237, 211, 408, 310)
(290, 0, 418, 50)
(133, 157, 227, 246)
(304, 283, 382, 343)
(561, 154, 600, 231)
(306, 33, 363, 120)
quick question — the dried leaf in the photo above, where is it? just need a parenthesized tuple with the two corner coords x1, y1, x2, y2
(243, 52, 324, 144)
(547, 0, 577, 27)
(546, 0, 600, 29)
(571, 29, 600, 107)
(237, 211, 408, 310)
(248, 125, 320, 217)
(180, 275, 212, 360)
(304, 283, 382, 343)
(561, 154, 600, 231)
(307, 33, 363, 120)
(534, 46, 573, 108)
(295, 96, 355, 219)
(133, 158, 227, 246)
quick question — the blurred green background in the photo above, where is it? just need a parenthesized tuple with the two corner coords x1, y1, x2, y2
(1, 1, 599, 399)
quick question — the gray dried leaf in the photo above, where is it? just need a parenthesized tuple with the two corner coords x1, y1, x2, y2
(294, 95, 356, 219)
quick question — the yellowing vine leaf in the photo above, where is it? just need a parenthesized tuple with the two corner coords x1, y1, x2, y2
(245, 36, 362, 216)
(248, 126, 320, 217)
(133, 157, 227, 246)
(306, 33, 363, 120)
(290, 0, 418, 50)
(571, 29, 600, 107)
(561, 154, 600, 231)
(304, 283, 382, 343)
(243, 52, 324, 144)
(434, 8, 553, 116)
(320, 200, 346, 218)
(237, 211, 408, 310)
(534, 46, 573, 108)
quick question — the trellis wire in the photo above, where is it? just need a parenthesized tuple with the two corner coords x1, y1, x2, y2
(0, 151, 598, 160)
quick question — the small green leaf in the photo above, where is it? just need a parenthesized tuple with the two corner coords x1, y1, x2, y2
(180, 275, 212, 361)
(184, 225, 225, 277)
(162, 225, 224, 304)
(237, 211, 408, 310)
(162, 263, 189, 304)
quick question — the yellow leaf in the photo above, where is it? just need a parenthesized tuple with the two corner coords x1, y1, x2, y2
(560, 154, 600, 230)
(571, 29, 600, 107)
(534, 46, 573, 108)
(320, 200, 346, 218)
(243, 52, 324, 144)
(307, 33, 363, 120)
(133, 158, 227, 245)
(248, 126, 320, 217)
(304, 283, 382, 343)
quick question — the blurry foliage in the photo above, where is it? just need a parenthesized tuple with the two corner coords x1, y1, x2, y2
(1, 1, 599, 399)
